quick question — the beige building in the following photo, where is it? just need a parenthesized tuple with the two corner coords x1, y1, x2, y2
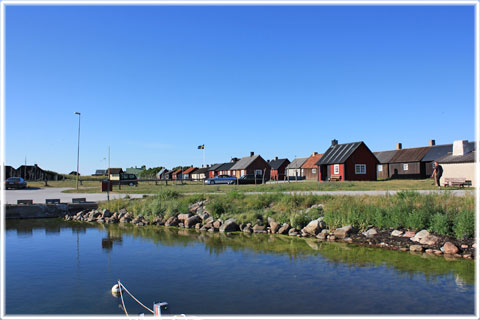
(438, 140, 476, 187)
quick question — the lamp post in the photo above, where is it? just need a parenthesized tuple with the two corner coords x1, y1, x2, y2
(75, 112, 81, 190)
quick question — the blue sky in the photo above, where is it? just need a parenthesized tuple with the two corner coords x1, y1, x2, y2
(5, 5, 475, 174)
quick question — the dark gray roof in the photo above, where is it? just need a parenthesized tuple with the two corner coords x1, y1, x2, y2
(286, 157, 308, 169)
(230, 155, 260, 170)
(208, 163, 223, 171)
(421, 144, 453, 162)
(316, 142, 363, 165)
(373, 150, 399, 164)
(390, 147, 430, 163)
(95, 169, 107, 174)
(269, 158, 290, 170)
(216, 161, 237, 171)
(437, 151, 475, 164)
(192, 167, 209, 174)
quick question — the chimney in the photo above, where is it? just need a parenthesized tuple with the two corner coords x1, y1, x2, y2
(429, 139, 436, 146)
(312, 152, 317, 156)
(331, 139, 338, 146)
(275, 156, 278, 161)
(453, 140, 473, 156)
(250, 151, 254, 157)
(396, 143, 402, 150)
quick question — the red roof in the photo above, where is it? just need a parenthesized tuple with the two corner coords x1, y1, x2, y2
(301, 153, 323, 169)
(183, 167, 197, 174)
(173, 169, 182, 174)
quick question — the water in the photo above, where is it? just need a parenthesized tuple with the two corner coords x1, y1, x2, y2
(5, 219, 475, 315)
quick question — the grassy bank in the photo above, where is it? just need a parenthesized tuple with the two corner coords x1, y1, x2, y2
(53, 178, 468, 194)
(98, 190, 475, 240)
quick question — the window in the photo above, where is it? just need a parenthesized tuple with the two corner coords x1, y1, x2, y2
(403, 164, 408, 171)
(377, 165, 383, 172)
(255, 169, 263, 176)
(312, 168, 317, 174)
(333, 164, 339, 174)
(432, 162, 436, 168)
(355, 164, 366, 174)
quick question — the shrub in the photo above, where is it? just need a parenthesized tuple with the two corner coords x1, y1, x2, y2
(155, 189, 180, 201)
(453, 210, 475, 239)
(405, 208, 428, 231)
(430, 213, 450, 236)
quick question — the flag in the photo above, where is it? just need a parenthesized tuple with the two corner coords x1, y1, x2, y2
(198, 144, 205, 149)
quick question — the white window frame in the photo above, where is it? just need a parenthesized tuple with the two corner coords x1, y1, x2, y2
(355, 164, 366, 175)
(333, 164, 340, 175)
(403, 164, 408, 171)
(255, 169, 263, 176)
(377, 165, 383, 172)
(312, 168, 317, 174)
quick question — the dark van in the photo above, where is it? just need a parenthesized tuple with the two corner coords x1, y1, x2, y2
(112, 173, 138, 186)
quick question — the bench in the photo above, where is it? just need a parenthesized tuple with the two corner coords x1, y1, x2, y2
(72, 198, 87, 203)
(46, 199, 61, 204)
(17, 199, 33, 205)
(443, 178, 469, 187)
(329, 174, 342, 182)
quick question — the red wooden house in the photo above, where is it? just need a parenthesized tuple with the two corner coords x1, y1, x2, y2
(268, 157, 290, 181)
(301, 152, 323, 180)
(315, 140, 378, 181)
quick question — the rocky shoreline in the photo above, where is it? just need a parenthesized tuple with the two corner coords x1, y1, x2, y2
(64, 200, 475, 260)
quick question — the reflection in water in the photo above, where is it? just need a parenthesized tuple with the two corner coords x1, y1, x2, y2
(5, 219, 475, 315)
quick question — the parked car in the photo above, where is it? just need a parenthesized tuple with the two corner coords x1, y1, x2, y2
(205, 175, 237, 185)
(238, 174, 266, 184)
(110, 173, 138, 186)
(5, 177, 27, 189)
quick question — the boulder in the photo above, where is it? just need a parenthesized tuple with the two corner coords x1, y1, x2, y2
(303, 219, 322, 236)
(278, 223, 290, 235)
(403, 231, 416, 238)
(165, 217, 179, 227)
(204, 216, 214, 225)
(198, 212, 210, 221)
(195, 223, 202, 230)
(363, 228, 377, 238)
(97, 219, 105, 224)
(213, 220, 222, 229)
(391, 230, 403, 237)
(442, 242, 459, 255)
(243, 225, 253, 233)
(461, 244, 469, 249)
(199, 226, 208, 231)
(419, 234, 439, 246)
(409, 245, 423, 252)
(253, 224, 266, 233)
(316, 233, 327, 240)
(178, 222, 184, 228)
(269, 221, 280, 234)
(102, 209, 112, 218)
(288, 228, 298, 236)
(410, 230, 430, 243)
(185, 215, 201, 228)
(203, 222, 213, 229)
(177, 213, 191, 221)
(220, 219, 240, 233)
(334, 225, 353, 239)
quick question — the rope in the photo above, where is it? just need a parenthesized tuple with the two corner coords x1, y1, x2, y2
(118, 281, 129, 317)
(119, 281, 154, 314)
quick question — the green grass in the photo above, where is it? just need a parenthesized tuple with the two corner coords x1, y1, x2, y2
(97, 190, 475, 239)
(53, 178, 471, 194)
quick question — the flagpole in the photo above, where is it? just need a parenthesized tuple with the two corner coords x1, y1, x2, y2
(203, 147, 205, 168)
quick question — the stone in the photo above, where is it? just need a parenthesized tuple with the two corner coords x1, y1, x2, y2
(119, 217, 128, 223)
(409, 245, 423, 252)
(97, 219, 105, 224)
(463, 254, 472, 259)
(178, 222, 184, 228)
(204, 222, 213, 229)
(442, 242, 459, 255)
(213, 220, 222, 229)
(195, 223, 201, 229)
(165, 217, 179, 227)
(269, 221, 280, 234)
(185, 215, 201, 228)
(199, 226, 208, 231)
(419, 234, 439, 246)
(137, 222, 144, 226)
(198, 212, 210, 221)
(288, 228, 298, 236)
(253, 224, 266, 233)
(433, 250, 443, 255)
(316, 233, 327, 240)
(400, 247, 408, 252)
(220, 219, 240, 233)
(403, 231, 416, 238)
(391, 230, 403, 237)
(344, 237, 353, 243)
(328, 235, 336, 241)
(472, 243, 476, 249)
(425, 249, 434, 254)
(102, 209, 112, 218)
(278, 223, 290, 235)
(461, 244, 468, 249)
(410, 230, 430, 243)
(363, 228, 377, 238)
(177, 213, 191, 221)
(204, 216, 214, 224)
(207, 228, 215, 232)
(334, 225, 352, 239)
(242, 226, 253, 233)
(303, 219, 322, 236)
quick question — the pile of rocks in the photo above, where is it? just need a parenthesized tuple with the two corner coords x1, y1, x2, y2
(64, 201, 475, 260)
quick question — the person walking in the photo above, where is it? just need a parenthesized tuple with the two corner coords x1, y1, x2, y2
(431, 161, 443, 189)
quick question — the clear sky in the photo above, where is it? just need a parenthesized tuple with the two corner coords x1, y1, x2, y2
(5, 4, 475, 174)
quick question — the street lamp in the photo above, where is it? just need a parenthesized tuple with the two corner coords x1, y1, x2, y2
(75, 112, 81, 190)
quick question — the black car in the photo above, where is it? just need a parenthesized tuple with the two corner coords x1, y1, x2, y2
(5, 177, 27, 189)
(238, 174, 266, 184)
(110, 173, 138, 186)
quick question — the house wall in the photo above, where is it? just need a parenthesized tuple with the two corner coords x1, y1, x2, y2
(303, 168, 319, 180)
(247, 157, 271, 180)
(439, 163, 476, 187)
(343, 143, 378, 181)
(376, 164, 389, 179)
(329, 164, 344, 180)
(389, 162, 425, 179)
(286, 168, 304, 179)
